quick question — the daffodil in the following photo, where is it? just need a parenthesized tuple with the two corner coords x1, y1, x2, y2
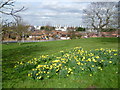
(90, 74, 92, 76)
(47, 76, 50, 78)
(96, 56, 100, 59)
(109, 61, 112, 63)
(71, 72, 73, 74)
(101, 60, 104, 62)
(114, 53, 117, 55)
(28, 74, 31, 77)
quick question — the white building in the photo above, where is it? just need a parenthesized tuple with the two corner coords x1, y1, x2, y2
(55, 25, 68, 31)
(34, 26, 41, 30)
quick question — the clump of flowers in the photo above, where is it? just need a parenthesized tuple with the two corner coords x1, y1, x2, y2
(14, 47, 118, 80)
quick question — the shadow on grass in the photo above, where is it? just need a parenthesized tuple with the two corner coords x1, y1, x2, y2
(2, 44, 49, 68)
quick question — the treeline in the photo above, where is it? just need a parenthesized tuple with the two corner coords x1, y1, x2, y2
(2, 20, 30, 41)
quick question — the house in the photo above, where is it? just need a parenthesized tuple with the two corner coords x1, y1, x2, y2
(55, 25, 68, 31)
(101, 30, 119, 37)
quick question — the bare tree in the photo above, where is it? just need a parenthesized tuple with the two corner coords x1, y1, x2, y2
(0, 0, 26, 21)
(83, 2, 118, 35)
(0, 0, 27, 41)
(2, 18, 29, 41)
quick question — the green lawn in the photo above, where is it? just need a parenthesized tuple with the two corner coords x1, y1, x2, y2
(2, 37, 119, 88)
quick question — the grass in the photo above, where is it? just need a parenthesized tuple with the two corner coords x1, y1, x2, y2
(2, 37, 119, 88)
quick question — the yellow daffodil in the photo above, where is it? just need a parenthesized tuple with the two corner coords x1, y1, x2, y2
(77, 62, 81, 65)
(28, 74, 31, 77)
(96, 56, 99, 59)
(109, 61, 112, 63)
(90, 74, 92, 76)
(36, 73, 39, 76)
(114, 53, 117, 55)
(101, 60, 104, 62)
(98, 67, 101, 69)
(47, 76, 49, 78)
(81, 63, 84, 65)
(82, 68, 84, 71)
(67, 74, 69, 76)
(71, 72, 73, 74)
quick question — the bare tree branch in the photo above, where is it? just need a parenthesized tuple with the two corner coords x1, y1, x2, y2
(0, 0, 27, 21)
(83, 2, 118, 33)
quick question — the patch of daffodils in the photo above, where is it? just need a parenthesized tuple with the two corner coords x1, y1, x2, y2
(14, 47, 118, 80)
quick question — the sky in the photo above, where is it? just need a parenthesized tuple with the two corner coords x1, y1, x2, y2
(3, 0, 119, 27)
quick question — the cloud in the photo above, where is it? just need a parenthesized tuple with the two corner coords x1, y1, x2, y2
(15, 0, 118, 26)
(16, 1, 89, 26)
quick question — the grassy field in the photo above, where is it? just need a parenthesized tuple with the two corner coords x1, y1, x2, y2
(2, 37, 119, 88)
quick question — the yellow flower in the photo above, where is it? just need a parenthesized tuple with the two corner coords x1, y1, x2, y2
(92, 65, 94, 67)
(68, 71, 70, 73)
(109, 61, 112, 63)
(32, 69, 35, 71)
(81, 63, 84, 65)
(47, 72, 50, 74)
(96, 56, 99, 59)
(69, 68, 72, 71)
(98, 67, 101, 69)
(34, 58, 37, 60)
(88, 58, 91, 62)
(52, 60, 60, 63)
(82, 59, 84, 61)
(82, 57, 85, 59)
(60, 51, 64, 52)
(56, 69, 59, 71)
(59, 64, 62, 66)
(56, 57, 61, 59)
(73, 67, 75, 69)
(38, 76, 42, 79)
(100, 48, 103, 50)
(28, 74, 31, 77)
(71, 72, 73, 74)
(20, 62, 23, 64)
(101, 60, 104, 62)
(90, 74, 92, 76)
(114, 53, 117, 55)
(77, 62, 81, 65)
(36, 73, 39, 76)
(82, 68, 84, 71)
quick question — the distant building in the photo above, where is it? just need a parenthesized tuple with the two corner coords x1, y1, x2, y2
(28, 26, 35, 31)
(55, 25, 68, 31)
(34, 26, 41, 30)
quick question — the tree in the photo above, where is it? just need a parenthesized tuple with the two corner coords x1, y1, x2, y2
(76, 27, 85, 31)
(0, 0, 26, 21)
(83, 2, 118, 35)
(0, 0, 27, 41)
(2, 18, 29, 41)
(41, 25, 55, 31)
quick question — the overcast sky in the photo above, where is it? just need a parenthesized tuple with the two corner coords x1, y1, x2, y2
(3, 0, 119, 27)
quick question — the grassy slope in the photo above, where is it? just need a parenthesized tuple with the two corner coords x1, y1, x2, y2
(2, 37, 119, 88)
